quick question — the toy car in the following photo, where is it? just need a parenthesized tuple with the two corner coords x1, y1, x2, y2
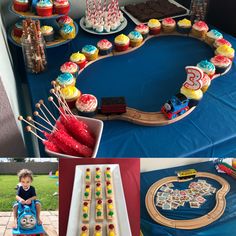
(176, 169, 197, 179)
(100, 96, 126, 114)
(12, 201, 45, 236)
(161, 93, 189, 119)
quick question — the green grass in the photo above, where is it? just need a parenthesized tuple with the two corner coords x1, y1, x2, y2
(0, 175, 58, 211)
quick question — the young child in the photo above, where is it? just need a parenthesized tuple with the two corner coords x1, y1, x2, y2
(13, 169, 42, 229)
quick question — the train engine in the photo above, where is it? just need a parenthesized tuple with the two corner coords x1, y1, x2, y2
(161, 93, 189, 120)
(13, 201, 45, 236)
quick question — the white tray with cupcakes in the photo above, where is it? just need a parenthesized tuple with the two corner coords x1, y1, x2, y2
(66, 164, 132, 236)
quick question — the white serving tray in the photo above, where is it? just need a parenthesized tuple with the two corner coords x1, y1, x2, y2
(121, 0, 190, 25)
(66, 164, 132, 236)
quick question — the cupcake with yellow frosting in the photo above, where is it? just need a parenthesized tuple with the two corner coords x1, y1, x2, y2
(41, 25, 54, 42)
(191, 21, 209, 39)
(215, 45, 235, 61)
(70, 52, 87, 69)
(114, 34, 130, 52)
(180, 86, 203, 108)
(81, 45, 99, 61)
(148, 19, 161, 35)
(128, 31, 143, 47)
(177, 18, 192, 34)
(60, 85, 81, 108)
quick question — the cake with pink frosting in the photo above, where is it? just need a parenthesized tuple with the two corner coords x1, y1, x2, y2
(191, 21, 209, 39)
(97, 39, 113, 55)
(76, 94, 98, 117)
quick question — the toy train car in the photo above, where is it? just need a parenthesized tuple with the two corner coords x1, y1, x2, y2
(161, 93, 190, 120)
(100, 96, 127, 114)
(176, 169, 197, 179)
(13, 201, 45, 236)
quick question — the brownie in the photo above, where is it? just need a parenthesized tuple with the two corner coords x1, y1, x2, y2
(125, 0, 187, 22)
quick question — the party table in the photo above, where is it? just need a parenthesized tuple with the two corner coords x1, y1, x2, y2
(8, 15, 236, 157)
(59, 158, 140, 236)
(140, 161, 236, 236)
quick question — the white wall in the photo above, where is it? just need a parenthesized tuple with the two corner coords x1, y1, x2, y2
(141, 158, 210, 172)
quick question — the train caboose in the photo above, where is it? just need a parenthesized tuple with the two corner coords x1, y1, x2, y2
(100, 96, 126, 114)
(161, 93, 189, 119)
(12, 201, 45, 236)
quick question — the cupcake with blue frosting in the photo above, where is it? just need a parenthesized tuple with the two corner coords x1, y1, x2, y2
(60, 24, 75, 39)
(56, 72, 76, 87)
(205, 29, 223, 46)
(128, 31, 143, 47)
(197, 60, 216, 78)
(82, 45, 99, 61)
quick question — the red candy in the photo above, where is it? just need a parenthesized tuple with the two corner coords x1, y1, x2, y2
(96, 183, 101, 186)
(108, 199, 112, 203)
(83, 202, 88, 206)
(86, 185, 90, 188)
(96, 167, 100, 171)
(95, 225, 101, 230)
(109, 224, 114, 229)
(98, 200, 102, 204)
(82, 226, 87, 231)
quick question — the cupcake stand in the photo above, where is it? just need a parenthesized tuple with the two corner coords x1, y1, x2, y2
(7, 1, 78, 48)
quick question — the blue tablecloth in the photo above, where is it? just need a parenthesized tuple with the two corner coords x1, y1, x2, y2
(9, 17, 236, 157)
(141, 161, 236, 236)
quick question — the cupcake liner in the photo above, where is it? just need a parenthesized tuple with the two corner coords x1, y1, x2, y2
(14, 2, 29, 12)
(130, 40, 143, 47)
(191, 28, 207, 39)
(201, 85, 210, 93)
(214, 65, 230, 74)
(98, 48, 113, 56)
(77, 61, 87, 69)
(115, 44, 129, 52)
(60, 30, 75, 39)
(13, 27, 23, 37)
(188, 98, 201, 108)
(77, 109, 98, 118)
(54, 5, 70, 15)
(205, 36, 215, 47)
(162, 25, 176, 33)
(176, 25, 191, 34)
(36, 6, 53, 16)
(84, 50, 99, 61)
(149, 28, 161, 35)
(43, 33, 54, 42)
(140, 33, 149, 39)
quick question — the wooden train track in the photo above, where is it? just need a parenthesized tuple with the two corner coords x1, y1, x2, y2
(145, 172, 230, 229)
(78, 32, 232, 126)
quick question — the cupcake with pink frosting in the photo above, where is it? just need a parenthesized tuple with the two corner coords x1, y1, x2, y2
(191, 21, 209, 39)
(135, 24, 149, 39)
(213, 38, 232, 49)
(97, 39, 113, 55)
(76, 94, 98, 117)
(210, 55, 232, 74)
(162, 17, 176, 33)
(60, 62, 79, 78)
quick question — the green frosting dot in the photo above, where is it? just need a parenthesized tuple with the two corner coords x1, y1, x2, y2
(83, 213, 88, 218)
(108, 211, 114, 216)
(106, 174, 111, 178)
(86, 175, 89, 179)
(96, 191, 101, 196)
(96, 175, 100, 179)
(84, 192, 89, 197)
(108, 189, 112, 194)
(97, 211, 102, 216)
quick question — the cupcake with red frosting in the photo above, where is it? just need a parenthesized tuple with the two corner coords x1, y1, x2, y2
(210, 55, 232, 74)
(36, 0, 53, 17)
(162, 17, 176, 33)
(76, 94, 98, 117)
(60, 62, 79, 78)
(97, 39, 113, 55)
(57, 15, 74, 27)
(53, 0, 70, 15)
(191, 21, 209, 39)
(213, 38, 232, 49)
(13, 21, 23, 38)
(135, 24, 149, 39)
